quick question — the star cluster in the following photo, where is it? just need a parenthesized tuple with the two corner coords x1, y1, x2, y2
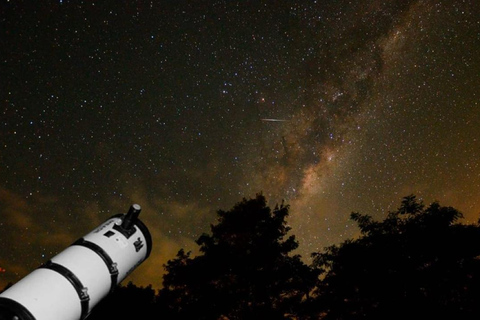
(1, 0, 480, 288)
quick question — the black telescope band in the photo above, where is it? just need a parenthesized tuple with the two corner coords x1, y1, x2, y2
(73, 238, 119, 294)
(39, 261, 90, 320)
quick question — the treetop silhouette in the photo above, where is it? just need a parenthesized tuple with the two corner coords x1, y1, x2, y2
(309, 194, 480, 319)
(159, 193, 318, 320)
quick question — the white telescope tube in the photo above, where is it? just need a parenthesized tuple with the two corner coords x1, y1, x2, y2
(0, 204, 152, 320)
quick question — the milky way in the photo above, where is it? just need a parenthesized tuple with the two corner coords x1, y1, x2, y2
(1, 0, 480, 289)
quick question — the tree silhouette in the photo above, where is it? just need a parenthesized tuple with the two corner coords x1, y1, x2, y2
(6, 193, 480, 318)
(308, 195, 480, 319)
(86, 282, 157, 319)
(157, 194, 318, 319)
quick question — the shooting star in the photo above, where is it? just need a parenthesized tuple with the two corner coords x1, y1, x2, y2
(261, 118, 289, 122)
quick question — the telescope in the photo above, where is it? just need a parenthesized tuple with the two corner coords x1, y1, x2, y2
(0, 204, 152, 320)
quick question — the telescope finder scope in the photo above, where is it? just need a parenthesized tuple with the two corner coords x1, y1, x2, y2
(0, 204, 152, 320)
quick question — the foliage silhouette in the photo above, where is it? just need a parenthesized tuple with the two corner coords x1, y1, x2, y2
(157, 194, 318, 319)
(86, 282, 157, 319)
(3, 194, 480, 319)
(308, 195, 480, 319)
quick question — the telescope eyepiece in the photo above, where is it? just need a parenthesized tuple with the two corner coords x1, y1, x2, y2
(112, 204, 142, 239)
(121, 204, 141, 230)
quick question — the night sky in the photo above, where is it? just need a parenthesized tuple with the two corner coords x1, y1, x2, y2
(1, 0, 480, 289)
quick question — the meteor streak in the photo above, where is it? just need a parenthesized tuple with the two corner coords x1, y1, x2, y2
(261, 118, 289, 122)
